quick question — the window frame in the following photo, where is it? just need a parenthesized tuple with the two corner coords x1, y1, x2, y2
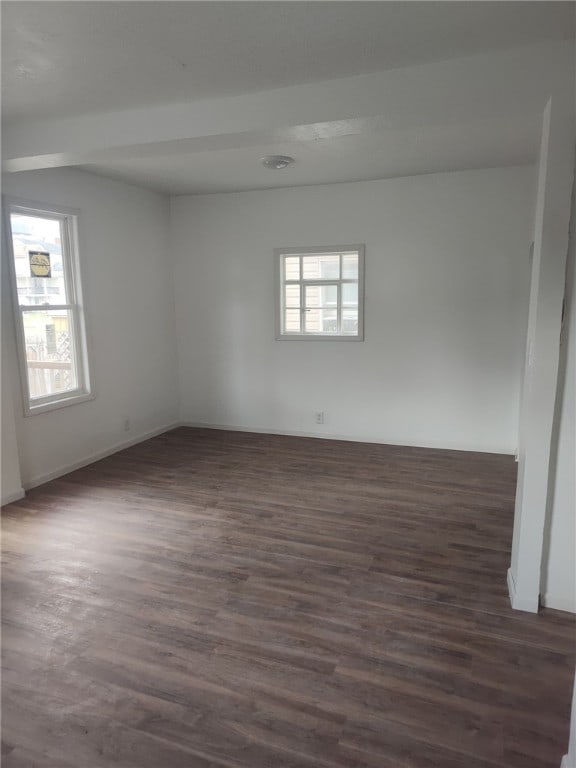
(275, 244, 365, 341)
(4, 197, 93, 416)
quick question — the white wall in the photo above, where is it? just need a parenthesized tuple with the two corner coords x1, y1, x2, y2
(171, 166, 533, 453)
(1, 211, 25, 504)
(0, 376, 23, 505)
(542, 183, 576, 614)
(1, 320, 24, 505)
(1, 167, 179, 488)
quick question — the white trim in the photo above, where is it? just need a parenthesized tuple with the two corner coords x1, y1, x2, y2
(180, 421, 515, 455)
(561, 754, 573, 768)
(21, 422, 179, 490)
(541, 593, 576, 614)
(275, 245, 365, 341)
(507, 567, 517, 606)
(507, 567, 539, 613)
(2, 197, 80, 219)
(26, 391, 96, 416)
(3, 197, 93, 417)
(16, 421, 517, 494)
(1, 488, 26, 507)
(274, 333, 364, 343)
(4, 419, 518, 503)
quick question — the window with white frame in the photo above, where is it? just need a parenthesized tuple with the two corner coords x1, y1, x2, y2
(5, 200, 92, 414)
(276, 245, 365, 340)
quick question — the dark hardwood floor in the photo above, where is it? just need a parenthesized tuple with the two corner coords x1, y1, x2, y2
(2, 427, 575, 768)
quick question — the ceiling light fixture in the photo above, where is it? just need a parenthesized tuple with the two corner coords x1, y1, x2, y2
(261, 155, 295, 170)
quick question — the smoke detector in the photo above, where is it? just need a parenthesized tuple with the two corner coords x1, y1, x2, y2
(261, 155, 295, 170)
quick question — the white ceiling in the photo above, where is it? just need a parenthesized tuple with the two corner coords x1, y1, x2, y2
(2, 1, 574, 122)
(80, 113, 541, 196)
(2, 2, 574, 195)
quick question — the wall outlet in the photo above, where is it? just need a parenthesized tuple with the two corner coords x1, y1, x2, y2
(315, 411, 325, 425)
(124, 418, 131, 432)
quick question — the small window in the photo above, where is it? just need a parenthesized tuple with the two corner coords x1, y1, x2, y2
(5, 200, 92, 415)
(276, 245, 365, 340)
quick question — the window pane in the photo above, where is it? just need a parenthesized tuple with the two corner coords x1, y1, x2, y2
(284, 308, 301, 333)
(10, 214, 68, 306)
(284, 284, 300, 308)
(22, 310, 78, 398)
(305, 284, 337, 308)
(284, 256, 300, 281)
(321, 309, 338, 334)
(302, 253, 339, 280)
(341, 307, 359, 335)
(342, 283, 358, 306)
(304, 309, 320, 333)
(342, 253, 358, 279)
(305, 308, 338, 334)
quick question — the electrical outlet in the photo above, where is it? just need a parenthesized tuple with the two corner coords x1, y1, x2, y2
(124, 418, 131, 432)
(315, 411, 325, 425)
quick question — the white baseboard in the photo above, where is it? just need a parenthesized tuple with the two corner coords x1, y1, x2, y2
(508, 570, 576, 616)
(22, 422, 180, 491)
(507, 568, 539, 613)
(180, 421, 514, 455)
(1, 488, 26, 507)
(541, 592, 576, 614)
(14, 419, 515, 497)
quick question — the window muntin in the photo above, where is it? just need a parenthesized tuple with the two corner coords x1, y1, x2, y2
(277, 246, 364, 340)
(6, 202, 92, 414)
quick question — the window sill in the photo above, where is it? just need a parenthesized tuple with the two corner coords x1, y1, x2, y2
(276, 335, 364, 341)
(24, 391, 95, 417)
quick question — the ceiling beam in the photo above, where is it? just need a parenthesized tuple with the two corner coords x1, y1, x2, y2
(3, 41, 572, 174)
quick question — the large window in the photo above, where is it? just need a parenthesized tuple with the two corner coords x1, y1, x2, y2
(276, 245, 365, 340)
(5, 200, 92, 415)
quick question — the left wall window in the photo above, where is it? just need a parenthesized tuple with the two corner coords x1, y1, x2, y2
(5, 200, 92, 415)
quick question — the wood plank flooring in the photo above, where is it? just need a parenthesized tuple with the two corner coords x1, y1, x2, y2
(2, 427, 575, 768)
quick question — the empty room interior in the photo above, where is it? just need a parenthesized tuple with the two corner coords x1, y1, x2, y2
(1, 1, 576, 766)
